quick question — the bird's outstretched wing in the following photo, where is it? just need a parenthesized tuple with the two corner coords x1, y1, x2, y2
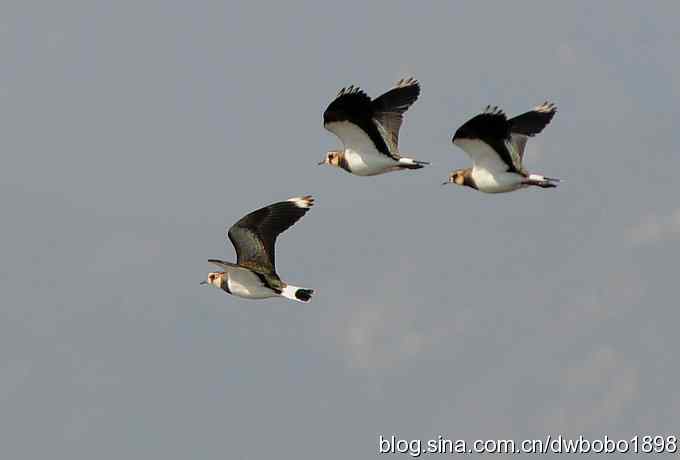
(207, 259, 236, 270)
(370, 78, 420, 153)
(323, 86, 396, 160)
(453, 106, 523, 174)
(509, 102, 557, 158)
(227, 196, 314, 274)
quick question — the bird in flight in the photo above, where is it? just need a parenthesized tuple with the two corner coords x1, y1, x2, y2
(320, 78, 429, 176)
(201, 196, 315, 303)
(445, 102, 559, 193)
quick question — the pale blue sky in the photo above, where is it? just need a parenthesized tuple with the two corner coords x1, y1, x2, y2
(1, 1, 678, 458)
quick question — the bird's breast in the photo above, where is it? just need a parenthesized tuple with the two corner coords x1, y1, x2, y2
(224, 266, 278, 299)
(471, 168, 524, 193)
(344, 148, 397, 176)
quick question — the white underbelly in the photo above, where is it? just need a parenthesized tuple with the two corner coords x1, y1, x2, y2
(472, 168, 524, 193)
(225, 267, 278, 299)
(345, 148, 398, 176)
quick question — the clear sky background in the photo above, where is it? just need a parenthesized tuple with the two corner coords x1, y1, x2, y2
(1, 1, 678, 458)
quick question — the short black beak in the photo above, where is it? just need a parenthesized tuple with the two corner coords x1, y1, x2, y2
(200, 281, 208, 286)
(317, 160, 325, 166)
(441, 181, 450, 186)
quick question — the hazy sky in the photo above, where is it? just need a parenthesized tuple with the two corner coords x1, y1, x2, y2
(1, 1, 679, 458)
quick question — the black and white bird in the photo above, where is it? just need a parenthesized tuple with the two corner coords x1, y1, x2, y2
(445, 102, 559, 193)
(201, 196, 315, 303)
(320, 78, 429, 176)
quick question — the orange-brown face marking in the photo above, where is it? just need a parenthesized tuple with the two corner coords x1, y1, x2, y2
(448, 169, 473, 188)
(326, 151, 342, 167)
(206, 272, 225, 288)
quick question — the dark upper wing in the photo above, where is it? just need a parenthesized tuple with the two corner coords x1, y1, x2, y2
(227, 196, 314, 274)
(453, 106, 522, 173)
(323, 86, 394, 158)
(509, 102, 557, 136)
(508, 102, 557, 159)
(370, 78, 420, 152)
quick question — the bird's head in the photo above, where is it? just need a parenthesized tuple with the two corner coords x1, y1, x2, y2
(318, 150, 342, 167)
(200, 272, 224, 288)
(443, 169, 468, 187)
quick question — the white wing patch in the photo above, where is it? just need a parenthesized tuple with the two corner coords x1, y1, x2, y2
(325, 120, 392, 156)
(325, 120, 397, 175)
(373, 119, 400, 155)
(511, 133, 529, 159)
(453, 138, 510, 175)
(225, 266, 277, 299)
(505, 139, 524, 172)
(287, 196, 314, 209)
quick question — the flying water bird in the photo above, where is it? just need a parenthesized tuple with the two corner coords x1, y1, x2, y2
(201, 196, 315, 303)
(320, 78, 429, 176)
(445, 102, 559, 193)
